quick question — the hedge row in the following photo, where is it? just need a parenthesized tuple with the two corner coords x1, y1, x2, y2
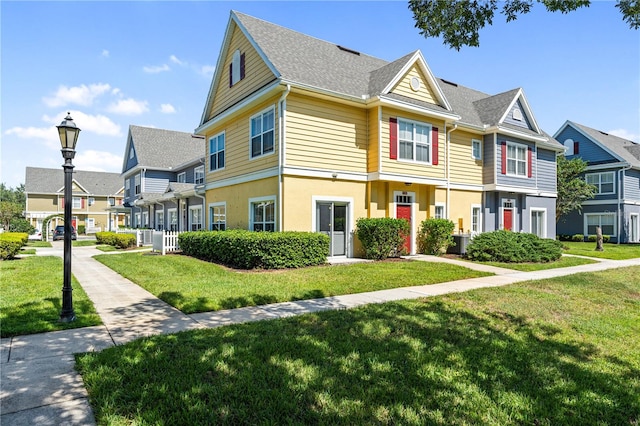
(0, 232, 28, 260)
(466, 230, 563, 263)
(178, 230, 330, 269)
(95, 232, 136, 249)
(354, 218, 409, 260)
(557, 234, 611, 243)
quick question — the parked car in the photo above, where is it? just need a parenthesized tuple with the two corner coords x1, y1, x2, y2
(52, 225, 77, 241)
(28, 229, 42, 240)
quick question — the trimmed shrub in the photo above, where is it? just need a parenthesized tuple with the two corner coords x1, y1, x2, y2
(571, 234, 585, 242)
(77, 225, 86, 235)
(179, 230, 329, 269)
(466, 230, 563, 263)
(354, 218, 410, 260)
(587, 234, 611, 243)
(0, 232, 28, 260)
(417, 218, 455, 256)
(95, 232, 136, 249)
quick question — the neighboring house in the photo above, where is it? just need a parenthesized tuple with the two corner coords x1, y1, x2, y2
(24, 167, 124, 234)
(554, 120, 640, 243)
(121, 125, 206, 231)
(195, 11, 564, 257)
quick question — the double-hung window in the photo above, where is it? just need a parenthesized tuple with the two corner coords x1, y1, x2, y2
(72, 197, 82, 209)
(506, 142, 527, 177)
(251, 198, 275, 231)
(189, 206, 202, 231)
(250, 108, 275, 158)
(194, 166, 205, 184)
(209, 132, 225, 171)
(177, 172, 186, 183)
(125, 180, 131, 197)
(471, 205, 481, 233)
(585, 172, 615, 195)
(209, 203, 226, 231)
(586, 213, 615, 236)
(399, 119, 431, 163)
(134, 174, 141, 194)
(472, 139, 482, 160)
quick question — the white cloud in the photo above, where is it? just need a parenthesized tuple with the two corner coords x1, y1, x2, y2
(170, 55, 185, 66)
(101, 49, 109, 58)
(608, 128, 639, 143)
(43, 83, 111, 107)
(74, 150, 123, 173)
(5, 126, 60, 149)
(160, 103, 176, 114)
(42, 111, 122, 136)
(143, 64, 170, 73)
(199, 65, 216, 77)
(107, 98, 149, 116)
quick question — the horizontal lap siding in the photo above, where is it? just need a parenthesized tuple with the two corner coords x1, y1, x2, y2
(495, 135, 536, 188)
(206, 97, 280, 183)
(482, 135, 495, 184)
(368, 109, 379, 172)
(390, 66, 437, 105)
(27, 195, 56, 211)
(144, 177, 169, 193)
(624, 169, 640, 200)
(556, 126, 616, 163)
(286, 95, 368, 173)
(380, 109, 445, 179)
(208, 25, 276, 121)
(449, 130, 482, 185)
(536, 148, 557, 192)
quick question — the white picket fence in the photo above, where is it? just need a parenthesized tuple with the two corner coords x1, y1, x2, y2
(153, 231, 181, 255)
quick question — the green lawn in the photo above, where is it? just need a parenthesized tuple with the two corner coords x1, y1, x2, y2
(479, 254, 597, 271)
(26, 240, 51, 248)
(562, 241, 640, 260)
(73, 239, 97, 247)
(0, 256, 102, 337)
(94, 253, 492, 314)
(76, 265, 640, 425)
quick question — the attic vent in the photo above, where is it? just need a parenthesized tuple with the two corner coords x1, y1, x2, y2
(337, 45, 360, 55)
(599, 131, 609, 136)
(440, 78, 458, 87)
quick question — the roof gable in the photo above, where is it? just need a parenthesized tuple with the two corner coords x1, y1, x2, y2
(25, 167, 124, 195)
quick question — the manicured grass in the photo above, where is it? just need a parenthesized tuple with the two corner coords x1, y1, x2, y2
(76, 266, 640, 425)
(19, 248, 36, 255)
(94, 253, 492, 314)
(562, 241, 640, 260)
(27, 241, 51, 248)
(479, 254, 597, 272)
(0, 256, 102, 337)
(73, 240, 97, 247)
(96, 244, 118, 252)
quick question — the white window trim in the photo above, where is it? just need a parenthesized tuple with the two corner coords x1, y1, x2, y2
(434, 202, 446, 219)
(563, 138, 574, 156)
(167, 208, 178, 231)
(177, 172, 187, 183)
(585, 171, 616, 195)
(248, 195, 277, 231)
(630, 213, 640, 243)
(397, 117, 432, 165)
(249, 106, 276, 160)
(156, 210, 164, 230)
(530, 207, 547, 238)
(209, 202, 227, 231)
(506, 141, 528, 178)
(209, 132, 225, 172)
(72, 197, 82, 209)
(142, 211, 149, 228)
(471, 204, 482, 234)
(189, 205, 203, 231)
(500, 198, 516, 231)
(311, 196, 355, 258)
(584, 212, 617, 236)
(194, 165, 205, 184)
(472, 139, 482, 161)
(134, 212, 141, 227)
(134, 174, 141, 195)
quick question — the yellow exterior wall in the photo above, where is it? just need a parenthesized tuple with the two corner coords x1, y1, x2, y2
(26, 194, 124, 231)
(205, 176, 278, 230)
(390, 65, 438, 105)
(379, 108, 446, 179)
(208, 24, 276, 121)
(433, 188, 482, 234)
(204, 96, 281, 183)
(449, 129, 483, 185)
(285, 93, 368, 173)
(367, 108, 379, 172)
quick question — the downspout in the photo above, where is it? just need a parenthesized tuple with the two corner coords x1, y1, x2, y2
(194, 186, 206, 230)
(278, 84, 290, 232)
(617, 164, 632, 244)
(445, 124, 458, 220)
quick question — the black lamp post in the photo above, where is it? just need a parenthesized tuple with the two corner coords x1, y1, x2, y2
(57, 112, 81, 323)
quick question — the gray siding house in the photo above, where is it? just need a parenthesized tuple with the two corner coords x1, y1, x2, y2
(554, 120, 640, 243)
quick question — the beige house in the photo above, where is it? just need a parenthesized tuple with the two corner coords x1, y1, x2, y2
(24, 167, 125, 234)
(196, 11, 563, 258)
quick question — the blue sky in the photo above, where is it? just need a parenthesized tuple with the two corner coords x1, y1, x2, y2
(2, 1, 638, 189)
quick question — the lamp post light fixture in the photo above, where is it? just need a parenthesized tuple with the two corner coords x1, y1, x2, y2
(57, 112, 81, 323)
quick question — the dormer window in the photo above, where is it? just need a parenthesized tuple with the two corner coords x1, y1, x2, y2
(512, 108, 523, 121)
(229, 49, 245, 87)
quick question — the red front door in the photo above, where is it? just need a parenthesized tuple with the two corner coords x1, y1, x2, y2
(503, 209, 513, 231)
(397, 204, 411, 253)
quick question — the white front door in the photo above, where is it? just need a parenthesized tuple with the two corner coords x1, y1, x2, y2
(630, 214, 639, 243)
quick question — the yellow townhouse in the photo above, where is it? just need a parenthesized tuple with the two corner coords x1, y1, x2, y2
(195, 11, 563, 258)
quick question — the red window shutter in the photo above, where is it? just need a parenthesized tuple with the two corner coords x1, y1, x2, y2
(501, 141, 507, 174)
(573, 141, 579, 155)
(527, 146, 533, 178)
(389, 118, 398, 160)
(240, 53, 245, 80)
(229, 63, 233, 87)
(81, 198, 85, 208)
(432, 127, 439, 165)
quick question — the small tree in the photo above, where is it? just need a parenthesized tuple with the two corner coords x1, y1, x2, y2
(0, 201, 23, 230)
(556, 156, 597, 222)
(417, 218, 455, 255)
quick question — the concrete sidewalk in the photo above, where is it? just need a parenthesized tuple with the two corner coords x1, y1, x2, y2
(1, 244, 638, 425)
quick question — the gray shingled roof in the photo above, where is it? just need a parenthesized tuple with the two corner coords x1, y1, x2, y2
(126, 125, 204, 172)
(473, 89, 521, 127)
(570, 121, 640, 167)
(25, 167, 123, 195)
